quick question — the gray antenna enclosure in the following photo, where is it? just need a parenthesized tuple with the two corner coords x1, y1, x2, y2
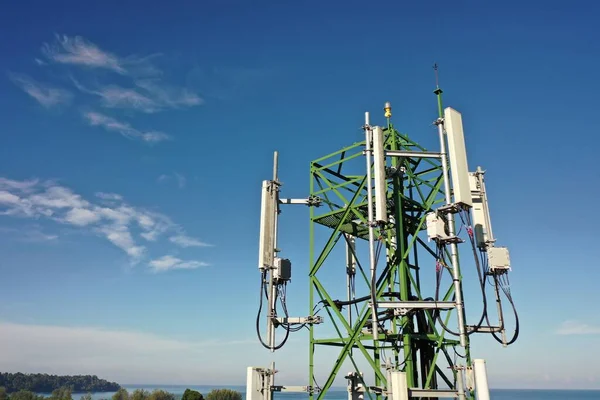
(372, 125, 388, 223)
(258, 180, 277, 270)
(444, 107, 472, 208)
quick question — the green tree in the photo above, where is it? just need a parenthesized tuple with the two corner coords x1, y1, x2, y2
(80, 393, 93, 400)
(0, 387, 8, 400)
(9, 390, 43, 400)
(181, 389, 203, 400)
(130, 389, 150, 400)
(147, 390, 174, 400)
(112, 388, 129, 400)
(49, 386, 73, 400)
(206, 389, 241, 400)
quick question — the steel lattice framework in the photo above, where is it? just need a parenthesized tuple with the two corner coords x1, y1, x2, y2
(307, 121, 472, 400)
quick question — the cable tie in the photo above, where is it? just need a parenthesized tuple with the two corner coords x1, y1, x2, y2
(467, 226, 473, 237)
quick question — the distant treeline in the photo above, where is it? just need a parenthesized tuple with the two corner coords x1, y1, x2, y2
(0, 373, 121, 394)
(0, 386, 241, 400)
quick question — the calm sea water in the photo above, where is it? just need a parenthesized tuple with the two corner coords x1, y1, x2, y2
(50, 386, 600, 400)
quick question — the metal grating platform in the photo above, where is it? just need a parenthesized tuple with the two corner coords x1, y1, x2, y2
(312, 197, 431, 240)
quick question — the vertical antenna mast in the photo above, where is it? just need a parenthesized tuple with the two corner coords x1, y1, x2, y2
(433, 63, 444, 119)
(433, 64, 468, 349)
(268, 151, 279, 351)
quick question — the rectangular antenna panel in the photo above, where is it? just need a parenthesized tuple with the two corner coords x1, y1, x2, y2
(345, 234, 356, 272)
(389, 371, 409, 400)
(246, 367, 265, 400)
(258, 180, 276, 270)
(444, 107, 472, 207)
(469, 173, 489, 249)
(372, 126, 388, 223)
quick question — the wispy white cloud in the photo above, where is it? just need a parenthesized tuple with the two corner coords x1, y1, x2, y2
(169, 235, 212, 248)
(0, 178, 40, 192)
(174, 173, 186, 189)
(149, 255, 209, 272)
(135, 79, 203, 108)
(100, 225, 145, 260)
(71, 79, 160, 113)
(556, 320, 600, 335)
(93, 85, 160, 113)
(41, 34, 164, 77)
(157, 173, 186, 189)
(42, 34, 127, 74)
(72, 78, 202, 114)
(83, 111, 170, 143)
(95, 192, 123, 201)
(8, 73, 72, 108)
(0, 177, 211, 268)
(64, 207, 101, 226)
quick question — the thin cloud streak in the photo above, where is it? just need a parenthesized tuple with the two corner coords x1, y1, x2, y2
(556, 320, 600, 335)
(8, 73, 72, 108)
(169, 235, 212, 248)
(158, 173, 187, 189)
(72, 78, 202, 114)
(95, 192, 123, 201)
(84, 111, 170, 143)
(135, 79, 203, 108)
(42, 34, 127, 74)
(149, 255, 209, 272)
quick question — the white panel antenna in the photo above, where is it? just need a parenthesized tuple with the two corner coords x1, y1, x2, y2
(246, 367, 264, 400)
(469, 167, 496, 250)
(469, 173, 489, 248)
(473, 359, 491, 400)
(372, 126, 388, 223)
(258, 180, 276, 270)
(444, 107, 472, 207)
(389, 371, 409, 400)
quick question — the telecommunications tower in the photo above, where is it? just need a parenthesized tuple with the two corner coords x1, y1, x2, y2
(248, 72, 519, 400)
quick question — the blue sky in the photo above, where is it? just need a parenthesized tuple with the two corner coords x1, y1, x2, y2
(1, 0, 599, 391)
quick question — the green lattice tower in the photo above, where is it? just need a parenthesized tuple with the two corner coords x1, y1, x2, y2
(307, 113, 473, 400)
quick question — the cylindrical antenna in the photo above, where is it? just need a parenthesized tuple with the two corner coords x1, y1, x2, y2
(273, 151, 279, 182)
(433, 63, 444, 119)
(365, 112, 370, 126)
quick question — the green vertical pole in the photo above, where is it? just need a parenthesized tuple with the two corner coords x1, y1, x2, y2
(385, 118, 401, 371)
(434, 87, 444, 119)
(309, 162, 315, 400)
(389, 121, 415, 387)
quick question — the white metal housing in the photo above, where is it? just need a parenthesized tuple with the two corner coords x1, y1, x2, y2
(426, 212, 450, 242)
(444, 107, 472, 207)
(274, 257, 292, 281)
(473, 359, 491, 400)
(487, 247, 511, 272)
(372, 126, 388, 223)
(389, 371, 409, 400)
(246, 367, 266, 400)
(469, 173, 489, 248)
(258, 180, 276, 270)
